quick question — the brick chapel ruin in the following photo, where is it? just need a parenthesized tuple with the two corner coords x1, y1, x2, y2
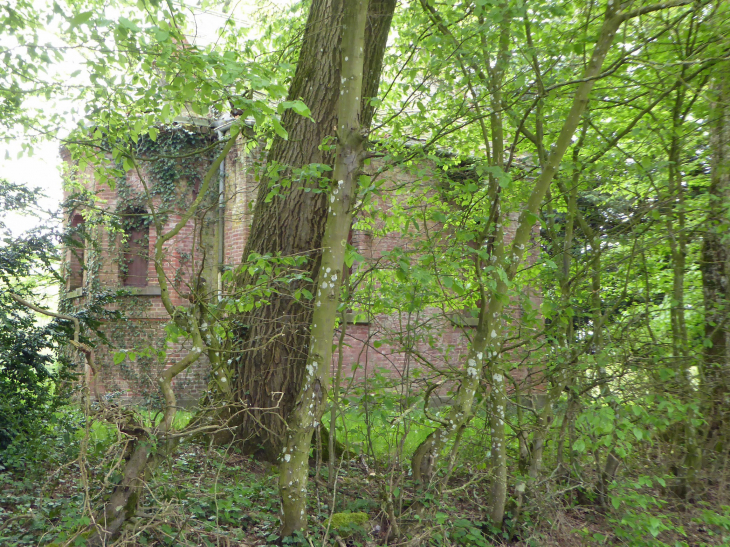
(62, 116, 542, 405)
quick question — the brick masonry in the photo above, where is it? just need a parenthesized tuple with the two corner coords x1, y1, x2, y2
(61, 125, 542, 405)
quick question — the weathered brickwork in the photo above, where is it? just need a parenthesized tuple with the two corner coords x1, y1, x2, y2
(334, 192, 543, 396)
(61, 129, 221, 404)
(62, 122, 542, 405)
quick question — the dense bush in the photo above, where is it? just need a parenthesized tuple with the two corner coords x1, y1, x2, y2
(0, 179, 73, 467)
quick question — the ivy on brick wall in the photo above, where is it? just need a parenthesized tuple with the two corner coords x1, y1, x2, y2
(135, 127, 218, 213)
(60, 125, 220, 405)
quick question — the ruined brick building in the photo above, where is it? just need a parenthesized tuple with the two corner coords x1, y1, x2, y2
(62, 116, 542, 405)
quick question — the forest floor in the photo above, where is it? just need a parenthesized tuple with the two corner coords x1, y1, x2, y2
(1, 410, 729, 546)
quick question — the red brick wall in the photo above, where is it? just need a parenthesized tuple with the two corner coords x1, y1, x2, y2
(61, 134, 217, 405)
(62, 133, 543, 404)
(331, 161, 544, 395)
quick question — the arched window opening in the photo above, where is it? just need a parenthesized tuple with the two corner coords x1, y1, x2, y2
(120, 208, 150, 287)
(68, 214, 85, 290)
(191, 175, 202, 199)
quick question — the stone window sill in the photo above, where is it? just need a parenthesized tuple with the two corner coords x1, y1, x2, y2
(345, 312, 370, 325)
(121, 286, 162, 296)
(449, 313, 479, 327)
(65, 288, 83, 299)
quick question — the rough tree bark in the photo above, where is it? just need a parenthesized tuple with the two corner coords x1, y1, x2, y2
(226, 0, 396, 460)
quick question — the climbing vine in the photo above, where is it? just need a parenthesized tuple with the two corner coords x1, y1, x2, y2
(135, 127, 218, 214)
(59, 124, 221, 405)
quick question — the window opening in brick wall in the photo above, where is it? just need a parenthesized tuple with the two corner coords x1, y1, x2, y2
(68, 213, 85, 290)
(120, 208, 150, 287)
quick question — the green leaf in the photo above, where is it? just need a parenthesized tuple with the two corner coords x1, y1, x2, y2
(290, 100, 311, 118)
(572, 439, 586, 453)
(70, 11, 93, 27)
(113, 351, 126, 365)
(118, 17, 140, 32)
(649, 517, 662, 537)
(271, 118, 288, 140)
(153, 28, 170, 42)
(183, 81, 197, 99)
(432, 211, 447, 223)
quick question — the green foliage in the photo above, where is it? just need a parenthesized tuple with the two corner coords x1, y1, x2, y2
(426, 517, 493, 547)
(3, 0, 730, 544)
(133, 128, 218, 214)
(0, 180, 74, 465)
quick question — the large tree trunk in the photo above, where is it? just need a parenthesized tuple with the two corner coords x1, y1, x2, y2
(701, 62, 730, 439)
(227, 0, 396, 460)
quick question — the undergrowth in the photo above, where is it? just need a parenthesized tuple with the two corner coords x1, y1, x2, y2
(2, 401, 730, 547)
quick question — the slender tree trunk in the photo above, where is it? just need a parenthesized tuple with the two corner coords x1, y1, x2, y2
(701, 61, 730, 438)
(226, 0, 396, 461)
(278, 1, 369, 534)
(409, 0, 677, 527)
(666, 85, 691, 389)
(526, 119, 588, 484)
